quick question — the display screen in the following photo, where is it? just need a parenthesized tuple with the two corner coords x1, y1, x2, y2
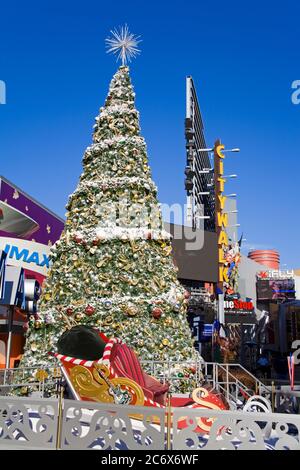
(257, 279, 296, 301)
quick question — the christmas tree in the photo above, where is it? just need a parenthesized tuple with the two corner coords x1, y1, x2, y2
(20, 29, 198, 377)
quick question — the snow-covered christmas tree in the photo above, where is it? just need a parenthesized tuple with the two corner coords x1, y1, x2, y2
(20, 26, 198, 374)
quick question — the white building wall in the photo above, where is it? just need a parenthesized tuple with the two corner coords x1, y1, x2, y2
(295, 275, 300, 300)
(238, 255, 271, 309)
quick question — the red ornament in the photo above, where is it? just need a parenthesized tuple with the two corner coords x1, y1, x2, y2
(152, 307, 163, 319)
(74, 235, 83, 244)
(23, 322, 29, 331)
(147, 231, 152, 240)
(85, 305, 95, 316)
(92, 239, 100, 246)
(184, 290, 191, 299)
(66, 307, 73, 316)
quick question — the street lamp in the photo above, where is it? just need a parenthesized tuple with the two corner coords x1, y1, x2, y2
(198, 147, 240, 154)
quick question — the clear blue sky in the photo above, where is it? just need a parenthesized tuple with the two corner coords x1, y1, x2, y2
(0, 1, 299, 268)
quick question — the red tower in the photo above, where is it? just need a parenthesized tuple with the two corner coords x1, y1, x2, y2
(248, 249, 280, 270)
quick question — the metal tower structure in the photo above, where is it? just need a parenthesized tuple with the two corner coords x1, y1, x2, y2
(184, 76, 215, 231)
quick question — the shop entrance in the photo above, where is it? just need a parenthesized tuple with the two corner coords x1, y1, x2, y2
(226, 321, 258, 372)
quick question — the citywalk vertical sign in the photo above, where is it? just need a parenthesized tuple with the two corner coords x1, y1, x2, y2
(214, 140, 229, 291)
(214, 140, 241, 302)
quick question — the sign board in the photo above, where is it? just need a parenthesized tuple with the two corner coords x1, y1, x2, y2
(257, 279, 296, 301)
(0, 237, 51, 276)
(224, 299, 254, 311)
(224, 299, 255, 317)
(257, 270, 294, 280)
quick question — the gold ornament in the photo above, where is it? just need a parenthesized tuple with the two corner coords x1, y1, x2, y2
(118, 254, 128, 264)
(34, 321, 42, 329)
(75, 313, 84, 321)
(44, 293, 51, 301)
(103, 316, 113, 326)
(153, 276, 166, 289)
(123, 264, 132, 271)
(162, 338, 170, 347)
(124, 306, 138, 317)
(31, 343, 38, 352)
(130, 241, 140, 253)
(35, 369, 49, 382)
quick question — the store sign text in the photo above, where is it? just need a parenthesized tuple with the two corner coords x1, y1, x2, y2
(257, 270, 294, 280)
(0, 237, 50, 276)
(224, 300, 254, 311)
(216, 144, 229, 283)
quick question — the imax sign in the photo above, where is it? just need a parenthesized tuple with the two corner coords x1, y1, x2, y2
(0, 237, 51, 276)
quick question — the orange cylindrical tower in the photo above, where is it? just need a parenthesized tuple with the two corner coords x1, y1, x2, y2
(248, 249, 280, 270)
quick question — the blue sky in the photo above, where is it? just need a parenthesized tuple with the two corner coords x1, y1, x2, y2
(0, 0, 299, 268)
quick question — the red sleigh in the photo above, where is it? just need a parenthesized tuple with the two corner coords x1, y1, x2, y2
(53, 335, 229, 433)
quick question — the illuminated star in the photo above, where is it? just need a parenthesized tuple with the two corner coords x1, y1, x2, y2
(105, 24, 141, 65)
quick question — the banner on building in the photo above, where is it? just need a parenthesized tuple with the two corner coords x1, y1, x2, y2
(0, 237, 51, 276)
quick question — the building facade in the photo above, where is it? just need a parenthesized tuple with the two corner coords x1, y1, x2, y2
(0, 176, 64, 367)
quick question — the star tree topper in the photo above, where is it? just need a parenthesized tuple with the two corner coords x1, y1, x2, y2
(105, 24, 141, 65)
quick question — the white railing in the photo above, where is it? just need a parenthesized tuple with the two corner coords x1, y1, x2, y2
(0, 395, 300, 450)
(0, 366, 62, 398)
(1, 363, 298, 413)
(199, 362, 271, 407)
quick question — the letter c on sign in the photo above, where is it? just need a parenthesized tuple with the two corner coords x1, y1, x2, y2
(216, 144, 225, 159)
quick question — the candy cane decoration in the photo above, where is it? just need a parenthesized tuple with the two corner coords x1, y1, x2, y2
(288, 353, 295, 391)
